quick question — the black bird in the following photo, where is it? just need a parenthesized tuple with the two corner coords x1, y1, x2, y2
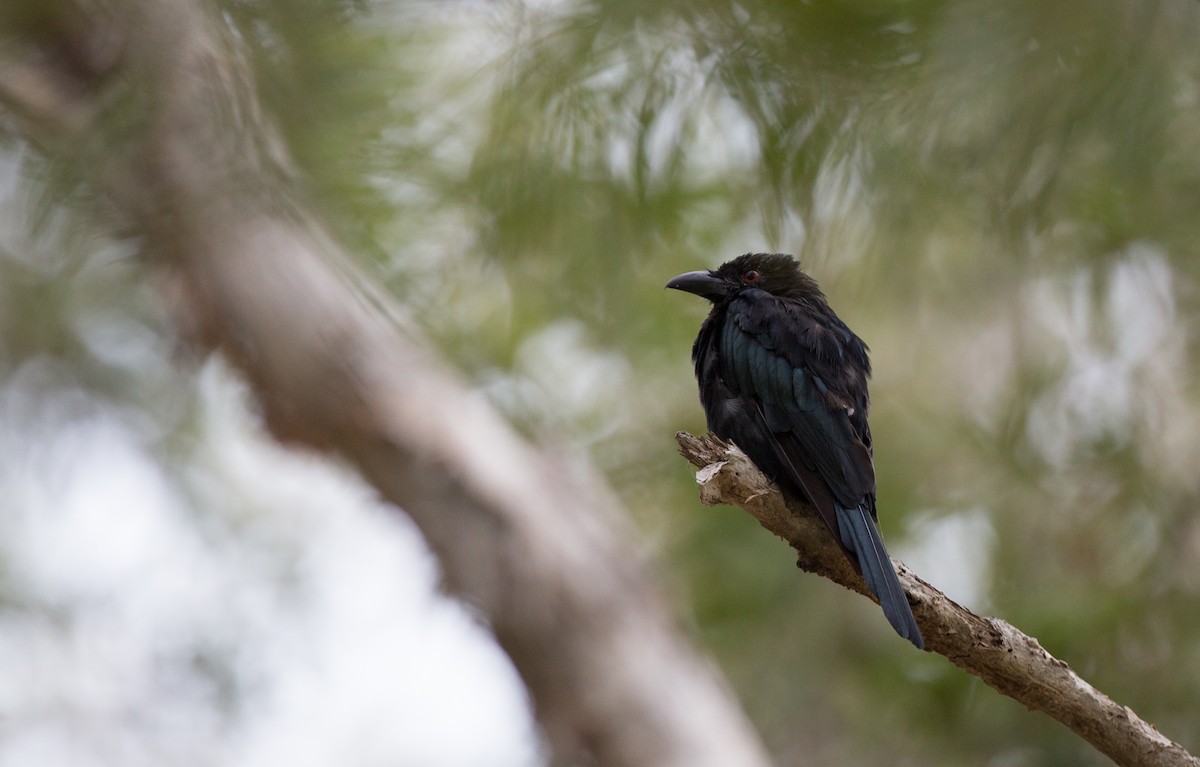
(667, 253, 923, 648)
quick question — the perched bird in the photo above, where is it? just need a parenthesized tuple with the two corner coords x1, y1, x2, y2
(667, 253, 923, 649)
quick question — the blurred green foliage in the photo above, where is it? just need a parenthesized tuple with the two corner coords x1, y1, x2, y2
(5, 0, 1200, 764)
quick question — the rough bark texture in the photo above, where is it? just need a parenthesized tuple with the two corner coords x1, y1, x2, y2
(0, 5, 772, 767)
(677, 430, 1199, 767)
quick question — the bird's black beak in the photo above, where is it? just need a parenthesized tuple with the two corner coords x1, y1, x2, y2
(665, 270, 728, 301)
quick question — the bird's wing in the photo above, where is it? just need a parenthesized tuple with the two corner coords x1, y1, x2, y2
(714, 293, 924, 648)
(718, 295, 876, 546)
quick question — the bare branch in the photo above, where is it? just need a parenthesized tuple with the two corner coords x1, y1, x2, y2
(677, 430, 1200, 767)
(0, 5, 773, 767)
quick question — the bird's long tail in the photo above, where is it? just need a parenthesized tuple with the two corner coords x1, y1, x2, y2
(836, 504, 924, 649)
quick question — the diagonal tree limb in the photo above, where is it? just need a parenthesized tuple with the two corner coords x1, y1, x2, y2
(676, 430, 1199, 767)
(0, 4, 773, 767)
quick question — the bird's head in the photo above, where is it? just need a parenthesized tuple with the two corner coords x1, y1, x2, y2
(665, 253, 821, 303)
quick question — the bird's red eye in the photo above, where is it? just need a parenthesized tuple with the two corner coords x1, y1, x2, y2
(742, 269, 760, 284)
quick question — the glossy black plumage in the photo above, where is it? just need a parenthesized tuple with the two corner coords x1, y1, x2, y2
(668, 253, 923, 649)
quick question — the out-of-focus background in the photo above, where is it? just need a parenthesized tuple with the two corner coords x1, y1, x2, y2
(2, 1, 1199, 765)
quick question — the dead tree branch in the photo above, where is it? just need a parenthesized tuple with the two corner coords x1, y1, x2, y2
(676, 430, 1199, 767)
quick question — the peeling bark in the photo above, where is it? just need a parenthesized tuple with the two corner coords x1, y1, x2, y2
(677, 430, 1199, 767)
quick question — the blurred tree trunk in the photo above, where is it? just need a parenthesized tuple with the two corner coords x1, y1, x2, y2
(0, 2, 772, 766)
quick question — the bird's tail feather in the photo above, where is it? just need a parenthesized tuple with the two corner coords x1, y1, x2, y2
(836, 504, 924, 649)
